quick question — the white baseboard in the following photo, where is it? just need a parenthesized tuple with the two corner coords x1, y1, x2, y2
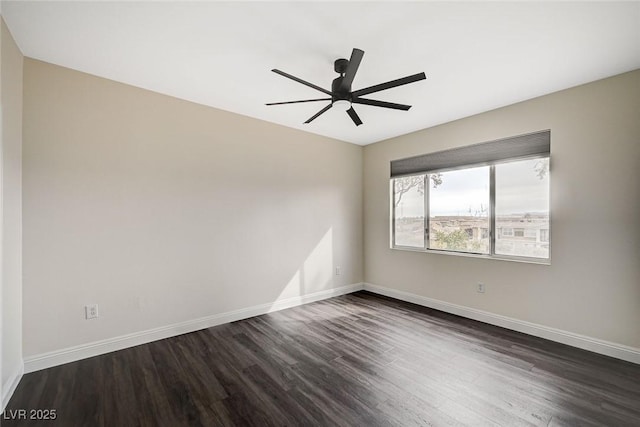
(24, 283, 364, 373)
(363, 283, 640, 365)
(1, 362, 24, 412)
(23, 281, 639, 374)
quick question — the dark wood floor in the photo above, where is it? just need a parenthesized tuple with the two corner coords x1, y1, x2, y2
(4, 291, 640, 426)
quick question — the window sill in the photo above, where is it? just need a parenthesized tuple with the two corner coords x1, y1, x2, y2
(391, 246, 551, 265)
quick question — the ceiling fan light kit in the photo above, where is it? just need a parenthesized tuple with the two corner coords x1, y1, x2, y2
(267, 48, 426, 126)
(332, 100, 352, 111)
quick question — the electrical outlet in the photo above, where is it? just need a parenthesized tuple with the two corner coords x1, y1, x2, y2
(85, 304, 99, 319)
(335, 266, 341, 276)
(477, 283, 486, 293)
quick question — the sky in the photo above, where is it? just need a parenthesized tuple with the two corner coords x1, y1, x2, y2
(395, 159, 549, 217)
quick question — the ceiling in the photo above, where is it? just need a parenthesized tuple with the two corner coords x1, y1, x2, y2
(3, 1, 640, 145)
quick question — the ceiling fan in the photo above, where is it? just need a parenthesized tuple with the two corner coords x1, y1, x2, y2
(266, 48, 426, 126)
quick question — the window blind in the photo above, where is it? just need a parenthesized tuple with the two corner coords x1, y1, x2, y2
(390, 130, 550, 177)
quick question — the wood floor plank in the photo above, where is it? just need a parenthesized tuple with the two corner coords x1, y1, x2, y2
(4, 291, 640, 426)
(131, 344, 182, 426)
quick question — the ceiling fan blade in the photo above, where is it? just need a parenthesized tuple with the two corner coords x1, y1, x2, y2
(352, 72, 426, 97)
(266, 98, 331, 106)
(304, 104, 332, 124)
(271, 69, 333, 96)
(352, 97, 411, 111)
(339, 48, 364, 92)
(346, 107, 363, 126)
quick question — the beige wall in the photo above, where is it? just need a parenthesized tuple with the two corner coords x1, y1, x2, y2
(1, 16, 24, 400)
(364, 70, 640, 349)
(15, 50, 640, 365)
(22, 59, 363, 357)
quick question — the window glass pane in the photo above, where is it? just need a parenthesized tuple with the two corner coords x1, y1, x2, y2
(393, 175, 425, 248)
(429, 166, 489, 254)
(496, 158, 550, 258)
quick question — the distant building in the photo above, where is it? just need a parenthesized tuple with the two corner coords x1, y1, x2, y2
(430, 213, 549, 257)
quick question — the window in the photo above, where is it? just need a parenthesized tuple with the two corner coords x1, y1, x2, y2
(540, 229, 549, 242)
(429, 166, 489, 254)
(495, 158, 549, 259)
(393, 175, 425, 248)
(501, 228, 514, 237)
(390, 130, 550, 262)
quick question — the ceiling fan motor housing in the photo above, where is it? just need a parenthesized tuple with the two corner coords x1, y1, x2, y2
(332, 76, 351, 102)
(332, 58, 352, 103)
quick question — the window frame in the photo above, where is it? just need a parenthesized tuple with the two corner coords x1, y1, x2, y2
(391, 154, 550, 264)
